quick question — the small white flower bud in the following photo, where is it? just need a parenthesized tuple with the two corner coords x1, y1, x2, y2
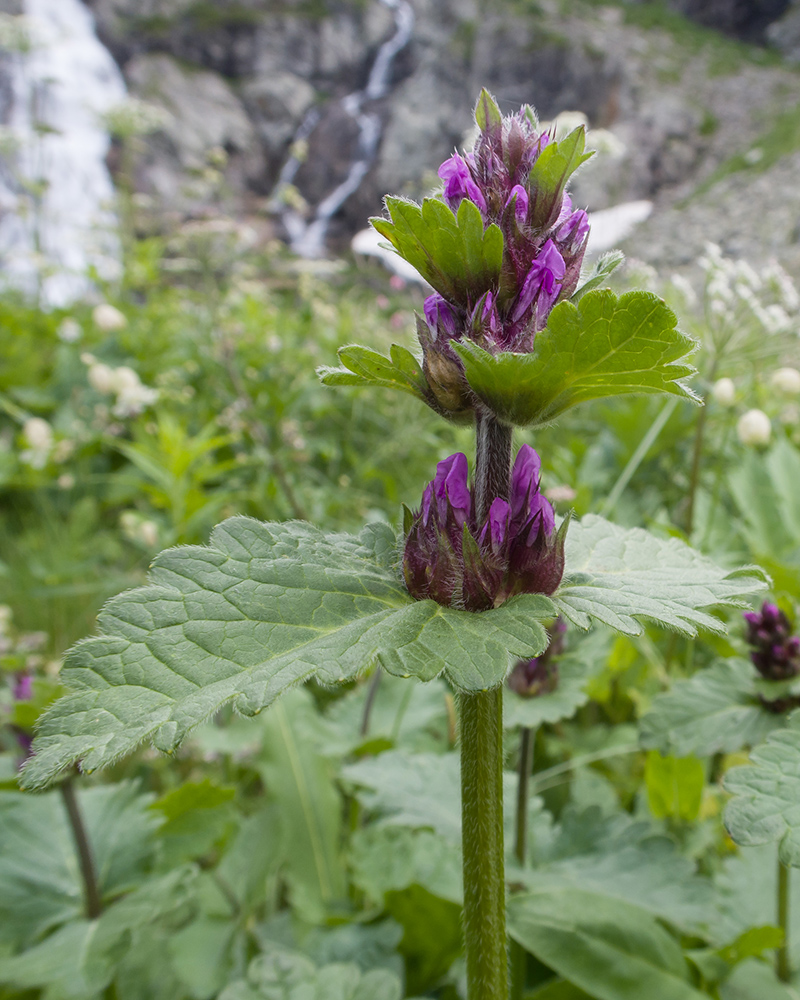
(92, 303, 127, 331)
(87, 363, 117, 395)
(771, 367, 800, 396)
(23, 417, 53, 450)
(57, 318, 81, 343)
(711, 377, 736, 407)
(110, 366, 142, 393)
(737, 409, 772, 447)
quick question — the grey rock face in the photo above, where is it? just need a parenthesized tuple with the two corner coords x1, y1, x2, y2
(124, 53, 263, 213)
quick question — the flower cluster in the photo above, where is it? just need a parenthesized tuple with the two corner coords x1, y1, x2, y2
(744, 602, 800, 682)
(415, 93, 591, 415)
(507, 617, 566, 698)
(84, 356, 159, 418)
(403, 445, 566, 612)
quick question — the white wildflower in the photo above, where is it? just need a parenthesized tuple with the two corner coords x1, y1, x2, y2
(87, 362, 117, 395)
(57, 318, 82, 343)
(711, 377, 736, 407)
(669, 273, 697, 308)
(23, 417, 53, 450)
(771, 367, 800, 395)
(92, 303, 127, 331)
(737, 409, 772, 447)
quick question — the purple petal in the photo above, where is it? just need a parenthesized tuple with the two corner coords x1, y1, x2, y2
(424, 293, 459, 340)
(505, 184, 529, 224)
(13, 674, 33, 701)
(434, 452, 471, 526)
(479, 497, 510, 553)
(510, 445, 542, 519)
(438, 153, 487, 215)
(557, 208, 590, 247)
(510, 240, 566, 325)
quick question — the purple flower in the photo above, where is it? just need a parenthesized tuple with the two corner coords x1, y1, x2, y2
(424, 293, 460, 341)
(744, 602, 800, 682)
(510, 240, 567, 329)
(507, 618, 566, 697)
(504, 184, 529, 224)
(403, 445, 567, 612)
(438, 154, 487, 216)
(13, 673, 32, 701)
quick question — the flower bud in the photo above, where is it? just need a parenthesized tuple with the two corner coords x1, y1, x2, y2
(403, 445, 567, 612)
(92, 303, 127, 331)
(737, 409, 771, 447)
(711, 377, 736, 407)
(23, 417, 52, 451)
(771, 367, 800, 396)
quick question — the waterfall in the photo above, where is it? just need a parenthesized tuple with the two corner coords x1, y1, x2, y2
(0, 0, 125, 306)
(275, 0, 415, 258)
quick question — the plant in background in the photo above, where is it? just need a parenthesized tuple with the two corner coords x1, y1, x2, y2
(10, 91, 774, 1000)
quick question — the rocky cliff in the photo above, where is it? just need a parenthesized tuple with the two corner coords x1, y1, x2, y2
(84, 0, 800, 273)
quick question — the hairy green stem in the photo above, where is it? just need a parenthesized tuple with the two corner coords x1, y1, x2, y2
(510, 726, 535, 999)
(60, 778, 102, 920)
(460, 688, 507, 1000)
(778, 858, 791, 982)
(459, 411, 512, 1000)
(360, 668, 382, 736)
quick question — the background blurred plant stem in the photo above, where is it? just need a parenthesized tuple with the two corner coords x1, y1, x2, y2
(460, 411, 511, 1000)
(510, 725, 535, 1000)
(778, 857, 791, 982)
(59, 777, 102, 920)
(686, 361, 718, 536)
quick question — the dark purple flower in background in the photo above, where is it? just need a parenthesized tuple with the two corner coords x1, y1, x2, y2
(403, 445, 567, 611)
(744, 602, 800, 681)
(13, 673, 33, 702)
(508, 618, 566, 698)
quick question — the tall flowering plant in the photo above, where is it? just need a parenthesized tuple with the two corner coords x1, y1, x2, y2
(20, 90, 767, 1000)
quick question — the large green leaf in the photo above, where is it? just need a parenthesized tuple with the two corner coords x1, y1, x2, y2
(513, 806, 715, 938)
(452, 290, 699, 427)
(508, 888, 707, 1000)
(22, 518, 553, 788)
(640, 659, 786, 758)
(724, 718, 800, 865)
(0, 781, 158, 947)
(555, 515, 768, 637)
(370, 196, 503, 302)
(0, 867, 194, 999)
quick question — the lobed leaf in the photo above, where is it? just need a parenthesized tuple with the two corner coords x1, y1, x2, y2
(556, 515, 769, 638)
(317, 343, 430, 403)
(370, 196, 503, 301)
(453, 289, 700, 427)
(22, 519, 552, 788)
(640, 659, 787, 758)
(724, 718, 800, 866)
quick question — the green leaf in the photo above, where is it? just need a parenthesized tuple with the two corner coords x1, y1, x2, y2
(257, 688, 347, 922)
(453, 289, 699, 428)
(508, 888, 707, 1000)
(370, 196, 503, 301)
(317, 344, 430, 403)
(219, 950, 403, 1000)
(0, 868, 194, 999)
(724, 718, 800, 865)
(0, 782, 157, 948)
(350, 826, 462, 905)
(719, 958, 797, 1000)
(22, 518, 554, 788)
(151, 778, 237, 867)
(555, 515, 769, 637)
(640, 659, 785, 758)
(527, 128, 594, 229)
(644, 751, 705, 822)
(512, 806, 715, 938)
(343, 751, 463, 842)
(572, 250, 625, 301)
(474, 88, 502, 132)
